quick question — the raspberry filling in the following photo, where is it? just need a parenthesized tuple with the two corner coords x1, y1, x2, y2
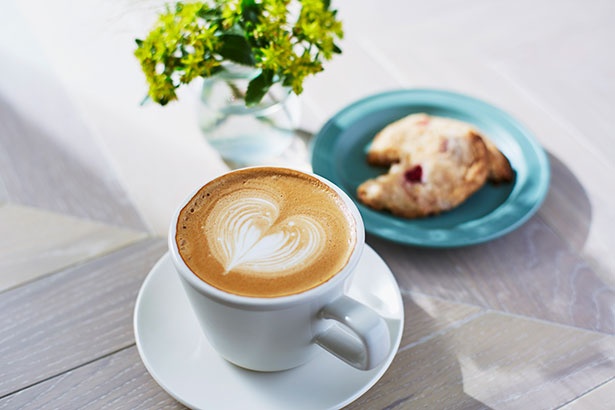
(404, 165, 423, 183)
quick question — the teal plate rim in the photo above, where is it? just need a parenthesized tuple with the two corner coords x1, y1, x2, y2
(311, 89, 550, 247)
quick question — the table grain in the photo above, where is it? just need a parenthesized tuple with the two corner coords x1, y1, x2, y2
(1, 0, 613, 409)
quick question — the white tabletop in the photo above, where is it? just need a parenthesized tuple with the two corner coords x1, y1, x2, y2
(1, 2, 614, 407)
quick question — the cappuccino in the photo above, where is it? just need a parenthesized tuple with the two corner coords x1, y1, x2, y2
(176, 167, 357, 298)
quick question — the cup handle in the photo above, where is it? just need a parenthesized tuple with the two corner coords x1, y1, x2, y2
(314, 295, 391, 370)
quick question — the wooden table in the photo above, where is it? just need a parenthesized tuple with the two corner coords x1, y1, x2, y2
(1, 0, 613, 408)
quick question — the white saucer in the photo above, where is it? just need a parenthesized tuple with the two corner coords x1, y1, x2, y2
(134, 245, 404, 410)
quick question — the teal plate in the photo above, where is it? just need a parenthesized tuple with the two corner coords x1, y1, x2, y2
(311, 89, 550, 247)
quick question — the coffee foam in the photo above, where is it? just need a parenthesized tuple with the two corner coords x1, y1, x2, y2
(207, 191, 326, 277)
(176, 168, 357, 298)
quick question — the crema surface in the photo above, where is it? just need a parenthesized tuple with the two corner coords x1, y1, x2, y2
(176, 168, 356, 297)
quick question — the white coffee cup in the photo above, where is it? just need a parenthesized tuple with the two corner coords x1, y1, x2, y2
(169, 167, 391, 372)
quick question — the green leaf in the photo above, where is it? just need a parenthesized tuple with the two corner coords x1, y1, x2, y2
(241, 0, 260, 24)
(196, 7, 219, 20)
(218, 34, 255, 66)
(245, 69, 273, 106)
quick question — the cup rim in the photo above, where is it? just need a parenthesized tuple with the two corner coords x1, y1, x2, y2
(168, 166, 365, 310)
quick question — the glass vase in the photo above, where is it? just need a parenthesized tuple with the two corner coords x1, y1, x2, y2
(198, 65, 301, 166)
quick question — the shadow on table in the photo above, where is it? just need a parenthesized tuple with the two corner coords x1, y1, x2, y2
(0, 91, 146, 230)
(540, 151, 592, 251)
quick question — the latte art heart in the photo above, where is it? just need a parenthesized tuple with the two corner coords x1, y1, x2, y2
(207, 195, 326, 277)
(176, 167, 357, 297)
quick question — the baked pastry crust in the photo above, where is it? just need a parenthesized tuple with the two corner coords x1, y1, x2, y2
(357, 113, 513, 218)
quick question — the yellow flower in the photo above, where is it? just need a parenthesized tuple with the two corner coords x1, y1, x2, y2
(134, 0, 343, 106)
(194, 23, 219, 52)
(220, 0, 242, 29)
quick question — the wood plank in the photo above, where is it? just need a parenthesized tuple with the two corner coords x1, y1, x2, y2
(0, 178, 7, 205)
(491, 9, 614, 166)
(560, 379, 615, 410)
(0, 347, 184, 410)
(399, 292, 484, 350)
(539, 153, 592, 253)
(3, 293, 610, 410)
(0, 205, 146, 292)
(346, 293, 486, 409)
(368, 213, 615, 334)
(0, 238, 166, 397)
(348, 311, 615, 410)
(0, 92, 148, 231)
